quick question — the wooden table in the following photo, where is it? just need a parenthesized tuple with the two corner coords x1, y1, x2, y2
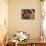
(18, 43, 46, 46)
(18, 38, 46, 46)
(6, 38, 46, 46)
(35, 43, 46, 46)
(18, 42, 46, 46)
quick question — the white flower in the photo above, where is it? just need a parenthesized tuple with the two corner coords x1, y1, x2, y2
(13, 31, 30, 41)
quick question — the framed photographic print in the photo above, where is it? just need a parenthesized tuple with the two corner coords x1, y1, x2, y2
(21, 9, 35, 19)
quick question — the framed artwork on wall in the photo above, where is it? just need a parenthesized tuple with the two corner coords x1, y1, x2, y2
(21, 9, 35, 19)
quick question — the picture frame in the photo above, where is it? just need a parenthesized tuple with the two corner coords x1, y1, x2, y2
(21, 9, 35, 19)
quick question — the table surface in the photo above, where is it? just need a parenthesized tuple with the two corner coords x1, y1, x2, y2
(18, 38, 46, 44)
(7, 38, 46, 46)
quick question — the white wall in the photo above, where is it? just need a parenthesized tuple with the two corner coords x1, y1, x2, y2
(8, 0, 41, 39)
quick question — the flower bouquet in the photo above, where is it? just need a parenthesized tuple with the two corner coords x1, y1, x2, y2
(16, 31, 30, 42)
(10, 31, 30, 42)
